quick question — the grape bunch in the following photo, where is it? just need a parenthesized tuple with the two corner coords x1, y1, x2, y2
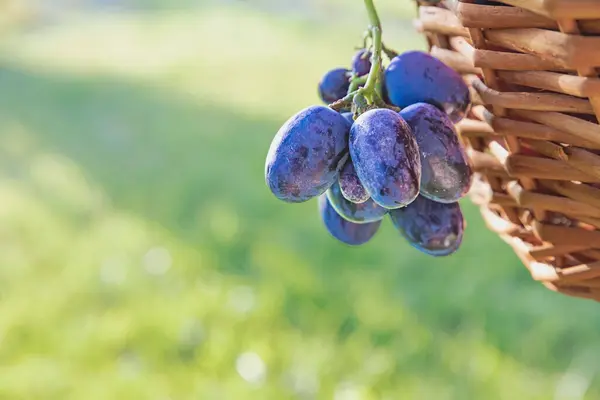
(264, 3, 473, 257)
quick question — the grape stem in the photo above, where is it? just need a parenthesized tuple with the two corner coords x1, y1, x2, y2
(363, 0, 381, 33)
(348, 74, 368, 94)
(382, 43, 399, 60)
(330, 0, 388, 113)
(360, 0, 383, 103)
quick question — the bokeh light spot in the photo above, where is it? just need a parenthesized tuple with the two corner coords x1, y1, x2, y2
(142, 246, 172, 276)
(235, 352, 266, 385)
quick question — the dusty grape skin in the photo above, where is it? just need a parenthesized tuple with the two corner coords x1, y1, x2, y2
(265, 106, 350, 203)
(338, 159, 370, 204)
(389, 196, 465, 257)
(349, 108, 421, 209)
(341, 112, 354, 125)
(351, 49, 372, 77)
(384, 51, 471, 123)
(326, 180, 387, 223)
(400, 103, 473, 203)
(318, 68, 351, 104)
(318, 195, 381, 246)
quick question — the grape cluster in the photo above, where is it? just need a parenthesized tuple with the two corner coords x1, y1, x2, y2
(265, 46, 473, 257)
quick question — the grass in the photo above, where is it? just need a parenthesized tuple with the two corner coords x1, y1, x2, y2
(0, 3, 598, 399)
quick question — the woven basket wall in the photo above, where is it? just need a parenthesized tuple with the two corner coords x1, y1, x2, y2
(415, 0, 600, 301)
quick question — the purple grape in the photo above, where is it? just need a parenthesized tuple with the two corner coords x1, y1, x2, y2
(338, 159, 369, 204)
(351, 49, 372, 77)
(349, 108, 421, 209)
(400, 103, 473, 203)
(341, 112, 354, 125)
(318, 68, 350, 104)
(319, 194, 381, 246)
(384, 51, 471, 123)
(381, 75, 391, 104)
(265, 105, 350, 203)
(326, 180, 388, 223)
(340, 113, 371, 204)
(389, 196, 465, 257)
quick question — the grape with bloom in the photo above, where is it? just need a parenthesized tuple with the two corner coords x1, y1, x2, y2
(327, 180, 388, 224)
(400, 102, 473, 203)
(389, 196, 465, 256)
(265, 105, 350, 203)
(385, 51, 471, 123)
(319, 194, 381, 246)
(338, 159, 370, 204)
(349, 108, 421, 209)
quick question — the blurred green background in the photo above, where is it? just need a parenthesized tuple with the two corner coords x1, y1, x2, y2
(0, 0, 599, 399)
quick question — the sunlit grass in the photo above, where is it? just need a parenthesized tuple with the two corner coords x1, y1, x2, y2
(0, 3, 598, 399)
(0, 4, 423, 120)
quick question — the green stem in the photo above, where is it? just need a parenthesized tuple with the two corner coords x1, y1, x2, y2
(382, 43, 399, 60)
(360, 29, 371, 50)
(330, 90, 359, 112)
(348, 79, 359, 95)
(364, 0, 381, 30)
(329, 0, 385, 111)
(347, 74, 369, 96)
(361, 0, 383, 103)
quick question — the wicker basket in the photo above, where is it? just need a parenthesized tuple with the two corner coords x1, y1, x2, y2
(415, 0, 600, 301)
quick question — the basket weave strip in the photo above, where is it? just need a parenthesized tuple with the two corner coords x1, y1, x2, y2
(417, 0, 600, 301)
